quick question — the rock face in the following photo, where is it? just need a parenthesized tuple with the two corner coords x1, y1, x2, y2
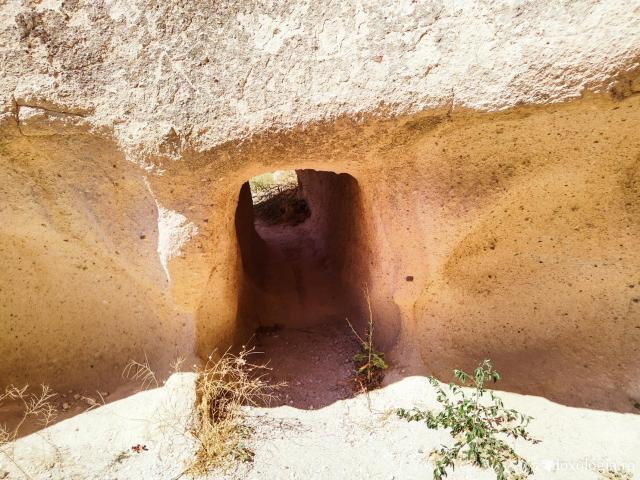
(0, 1, 639, 411)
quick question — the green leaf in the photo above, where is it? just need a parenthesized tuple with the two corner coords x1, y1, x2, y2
(397, 359, 538, 480)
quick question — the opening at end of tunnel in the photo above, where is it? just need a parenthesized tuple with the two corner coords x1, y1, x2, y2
(248, 170, 311, 227)
(234, 169, 376, 408)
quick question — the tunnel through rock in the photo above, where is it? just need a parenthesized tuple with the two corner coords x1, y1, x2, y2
(234, 169, 371, 408)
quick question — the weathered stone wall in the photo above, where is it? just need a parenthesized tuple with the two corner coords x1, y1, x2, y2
(0, 1, 639, 410)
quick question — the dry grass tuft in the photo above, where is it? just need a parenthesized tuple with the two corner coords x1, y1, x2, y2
(597, 468, 634, 480)
(0, 384, 57, 477)
(0, 385, 57, 444)
(169, 355, 186, 374)
(121, 348, 280, 474)
(123, 353, 159, 389)
(188, 347, 281, 475)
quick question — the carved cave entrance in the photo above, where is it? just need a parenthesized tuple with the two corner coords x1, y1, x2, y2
(234, 169, 368, 408)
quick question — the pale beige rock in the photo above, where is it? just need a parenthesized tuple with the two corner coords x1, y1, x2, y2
(1, 373, 198, 479)
(2, 374, 639, 479)
(1, 1, 639, 155)
(16, 106, 89, 136)
(0, 0, 639, 432)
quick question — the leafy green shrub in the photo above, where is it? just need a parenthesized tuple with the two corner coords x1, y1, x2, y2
(397, 360, 539, 480)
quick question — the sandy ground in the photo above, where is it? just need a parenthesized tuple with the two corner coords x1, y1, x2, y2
(254, 322, 360, 409)
(248, 205, 371, 411)
(0, 380, 150, 440)
(2, 372, 639, 480)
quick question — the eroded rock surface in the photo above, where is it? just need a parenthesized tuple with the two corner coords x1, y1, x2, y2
(0, 1, 639, 413)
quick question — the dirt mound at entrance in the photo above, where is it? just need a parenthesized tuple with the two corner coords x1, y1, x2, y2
(254, 321, 358, 409)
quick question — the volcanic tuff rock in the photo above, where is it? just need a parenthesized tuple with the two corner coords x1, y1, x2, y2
(0, 1, 639, 413)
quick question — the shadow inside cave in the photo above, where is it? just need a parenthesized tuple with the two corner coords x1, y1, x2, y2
(235, 168, 378, 409)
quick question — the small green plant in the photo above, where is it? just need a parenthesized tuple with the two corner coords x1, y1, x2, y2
(347, 287, 388, 391)
(397, 360, 539, 480)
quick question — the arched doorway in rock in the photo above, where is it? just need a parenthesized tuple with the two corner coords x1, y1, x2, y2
(234, 169, 371, 408)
